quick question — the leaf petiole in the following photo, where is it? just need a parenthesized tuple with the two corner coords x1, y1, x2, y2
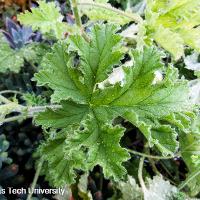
(70, 0, 90, 42)
(128, 149, 179, 160)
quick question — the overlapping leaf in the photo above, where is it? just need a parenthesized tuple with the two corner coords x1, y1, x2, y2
(82, 0, 200, 59)
(35, 23, 191, 186)
(144, 0, 200, 59)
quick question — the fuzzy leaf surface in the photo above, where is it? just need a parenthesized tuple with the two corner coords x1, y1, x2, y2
(34, 42, 88, 103)
(66, 115, 129, 180)
(35, 24, 191, 186)
(38, 131, 85, 186)
(36, 101, 89, 129)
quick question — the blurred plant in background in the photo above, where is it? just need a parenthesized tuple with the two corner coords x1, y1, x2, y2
(0, 17, 48, 73)
(3, 18, 37, 49)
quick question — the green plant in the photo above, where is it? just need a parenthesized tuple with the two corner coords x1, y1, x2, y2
(0, 0, 200, 199)
(78, 0, 200, 59)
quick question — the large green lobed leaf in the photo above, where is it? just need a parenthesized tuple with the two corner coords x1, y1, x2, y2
(35, 23, 191, 186)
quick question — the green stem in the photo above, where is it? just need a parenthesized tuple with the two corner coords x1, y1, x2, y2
(70, 0, 90, 42)
(144, 145, 160, 175)
(2, 115, 26, 123)
(27, 105, 62, 116)
(27, 160, 44, 200)
(128, 149, 177, 160)
(138, 156, 146, 193)
(78, 1, 143, 23)
(70, 0, 82, 27)
(1, 104, 62, 125)
(0, 90, 23, 95)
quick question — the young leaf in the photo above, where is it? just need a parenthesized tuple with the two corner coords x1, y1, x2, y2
(153, 26, 184, 60)
(84, 0, 200, 59)
(35, 23, 191, 186)
(145, 0, 200, 59)
(18, 1, 68, 39)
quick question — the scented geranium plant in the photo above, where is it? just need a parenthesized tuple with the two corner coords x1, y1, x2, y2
(1, 0, 200, 199)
